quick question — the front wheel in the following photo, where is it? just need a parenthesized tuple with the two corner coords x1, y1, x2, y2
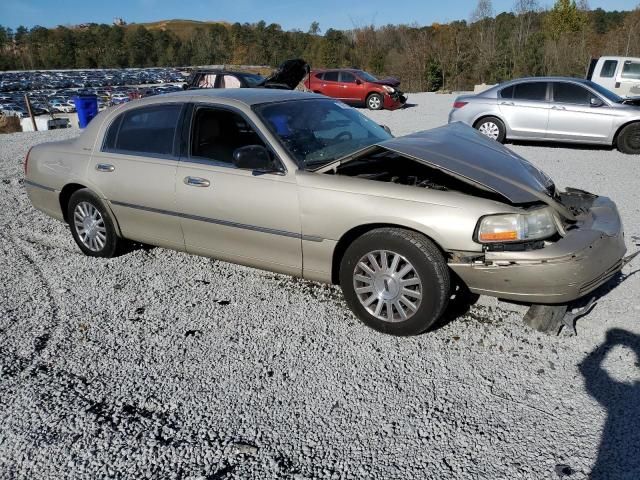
(616, 123, 640, 154)
(475, 116, 506, 143)
(67, 189, 122, 257)
(339, 228, 450, 336)
(366, 93, 384, 110)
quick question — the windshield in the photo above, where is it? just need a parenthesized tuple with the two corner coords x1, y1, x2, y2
(243, 74, 264, 87)
(254, 99, 392, 169)
(587, 80, 624, 103)
(357, 71, 378, 82)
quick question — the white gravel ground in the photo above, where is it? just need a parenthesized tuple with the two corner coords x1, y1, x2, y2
(1, 93, 640, 480)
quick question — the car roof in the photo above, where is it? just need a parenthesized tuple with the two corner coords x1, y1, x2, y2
(162, 88, 325, 106)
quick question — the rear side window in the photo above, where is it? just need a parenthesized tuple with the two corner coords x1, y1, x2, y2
(600, 60, 618, 78)
(622, 61, 640, 80)
(324, 71, 339, 82)
(513, 82, 547, 101)
(104, 104, 182, 156)
(499, 85, 514, 98)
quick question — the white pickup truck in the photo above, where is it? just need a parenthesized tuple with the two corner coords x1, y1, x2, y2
(587, 56, 640, 98)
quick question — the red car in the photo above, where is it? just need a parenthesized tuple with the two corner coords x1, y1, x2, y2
(306, 69, 407, 110)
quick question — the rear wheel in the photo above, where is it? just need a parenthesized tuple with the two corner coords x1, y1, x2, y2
(366, 93, 384, 110)
(616, 122, 640, 154)
(67, 189, 121, 258)
(475, 116, 506, 143)
(340, 228, 450, 336)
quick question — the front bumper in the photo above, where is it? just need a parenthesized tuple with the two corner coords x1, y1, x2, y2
(384, 90, 407, 110)
(449, 196, 627, 304)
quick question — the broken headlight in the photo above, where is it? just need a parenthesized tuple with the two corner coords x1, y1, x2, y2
(476, 207, 557, 244)
(382, 85, 396, 94)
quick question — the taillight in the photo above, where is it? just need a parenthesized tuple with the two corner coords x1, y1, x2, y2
(24, 147, 33, 176)
(453, 101, 468, 109)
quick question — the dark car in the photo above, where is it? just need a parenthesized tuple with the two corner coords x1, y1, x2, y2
(307, 68, 407, 110)
(185, 69, 265, 90)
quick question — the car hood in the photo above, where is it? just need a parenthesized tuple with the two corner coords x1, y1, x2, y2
(372, 77, 401, 88)
(319, 122, 574, 218)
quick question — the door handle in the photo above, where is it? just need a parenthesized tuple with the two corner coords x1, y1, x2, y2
(95, 163, 115, 172)
(184, 176, 210, 187)
(500, 101, 515, 106)
(551, 105, 566, 110)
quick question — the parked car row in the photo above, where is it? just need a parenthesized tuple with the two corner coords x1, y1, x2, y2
(0, 67, 185, 92)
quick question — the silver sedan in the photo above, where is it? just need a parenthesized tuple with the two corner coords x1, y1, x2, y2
(448, 77, 640, 154)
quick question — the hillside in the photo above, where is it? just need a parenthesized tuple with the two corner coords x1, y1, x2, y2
(128, 19, 230, 40)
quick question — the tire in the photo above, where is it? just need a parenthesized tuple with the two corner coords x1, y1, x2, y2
(339, 228, 450, 336)
(67, 189, 121, 258)
(366, 93, 384, 110)
(475, 116, 506, 143)
(616, 122, 640, 154)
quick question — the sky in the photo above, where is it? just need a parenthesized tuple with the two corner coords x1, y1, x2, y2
(0, 0, 637, 31)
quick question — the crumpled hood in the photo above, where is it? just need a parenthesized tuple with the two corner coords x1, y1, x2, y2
(372, 77, 400, 88)
(322, 122, 573, 218)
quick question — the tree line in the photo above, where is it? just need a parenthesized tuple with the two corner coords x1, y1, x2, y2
(1, 0, 639, 92)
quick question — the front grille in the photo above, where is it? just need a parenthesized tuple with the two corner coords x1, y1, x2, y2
(578, 260, 623, 295)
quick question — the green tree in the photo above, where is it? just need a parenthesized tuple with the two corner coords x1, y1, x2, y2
(544, 0, 587, 39)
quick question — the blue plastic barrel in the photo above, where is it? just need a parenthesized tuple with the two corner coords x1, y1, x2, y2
(73, 95, 98, 128)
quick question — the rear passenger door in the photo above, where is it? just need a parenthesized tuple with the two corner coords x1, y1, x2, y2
(88, 102, 186, 250)
(498, 81, 550, 139)
(319, 71, 343, 99)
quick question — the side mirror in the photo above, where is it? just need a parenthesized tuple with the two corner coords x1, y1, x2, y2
(233, 145, 281, 173)
(355, 79, 362, 85)
(590, 97, 604, 107)
(380, 124, 392, 135)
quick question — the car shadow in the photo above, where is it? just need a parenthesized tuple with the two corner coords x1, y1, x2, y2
(429, 281, 480, 332)
(579, 328, 640, 479)
(508, 139, 616, 152)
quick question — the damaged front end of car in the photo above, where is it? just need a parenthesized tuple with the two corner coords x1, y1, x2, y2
(319, 122, 634, 334)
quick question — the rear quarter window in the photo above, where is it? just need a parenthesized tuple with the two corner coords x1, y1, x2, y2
(499, 85, 514, 99)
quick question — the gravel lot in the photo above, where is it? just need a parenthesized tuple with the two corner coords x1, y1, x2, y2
(1, 93, 640, 479)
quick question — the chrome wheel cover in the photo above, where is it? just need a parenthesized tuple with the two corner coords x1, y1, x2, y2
(73, 201, 107, 252)
(368, 96, 382, 109)
(478, 121, 500, 140)
(353, 250, 423, 323)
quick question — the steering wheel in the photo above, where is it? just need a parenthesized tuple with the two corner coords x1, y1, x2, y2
(334, 131, 353, 141)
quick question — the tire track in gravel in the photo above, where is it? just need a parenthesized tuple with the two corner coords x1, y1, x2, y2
(0, 231, 63, 380)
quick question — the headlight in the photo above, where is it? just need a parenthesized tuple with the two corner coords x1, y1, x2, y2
(476, 207, 557, 243)
(382, 85, 395, 94)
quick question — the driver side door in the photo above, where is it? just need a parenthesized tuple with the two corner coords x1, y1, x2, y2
(175, 104, 302, 276)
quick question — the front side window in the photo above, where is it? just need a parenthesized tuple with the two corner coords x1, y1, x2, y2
(191, 107, 266, 165)
(622, 61, 640, 80)
(553, 83, 593, 105)
(340, 72, 356, 83)
(255, 98, 392, 169)
(324, 71, 339, 82)
(513, 82, 547, 101)
(600, 60, 618, 78)
(105, 104, 182, 156)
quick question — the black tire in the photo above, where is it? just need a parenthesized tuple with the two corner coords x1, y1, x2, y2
(616, 122, 640, 154)
(339, 228, 450, 336)
(474, 116, 506, 143)
(67, 189, 121, 258)
(366, 93, 384, 110)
